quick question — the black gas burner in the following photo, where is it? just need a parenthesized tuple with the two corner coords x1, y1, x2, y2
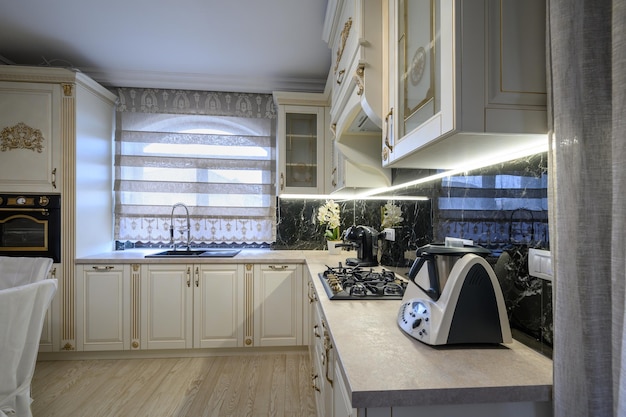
(319, 263, 407, 300)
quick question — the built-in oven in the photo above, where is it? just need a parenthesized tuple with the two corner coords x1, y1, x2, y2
(0, 194, 61, 262)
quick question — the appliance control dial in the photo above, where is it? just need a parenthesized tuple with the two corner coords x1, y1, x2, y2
(397, 298, 431, 343)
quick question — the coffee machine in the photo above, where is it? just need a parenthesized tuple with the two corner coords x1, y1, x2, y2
(397, 243, 512, 345)
(336, 225, 380, 267)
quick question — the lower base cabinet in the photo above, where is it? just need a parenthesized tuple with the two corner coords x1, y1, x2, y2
(251, 264, 304, 347)
(141, 263, 243, 349)
(76, 264, 131, 351)
(76, 262, 306, 352)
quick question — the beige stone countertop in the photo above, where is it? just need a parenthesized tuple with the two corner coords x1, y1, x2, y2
(75, 248, 312, 264)
(305, 256, 554, 409)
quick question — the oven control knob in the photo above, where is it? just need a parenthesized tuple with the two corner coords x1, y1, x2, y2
(39, 196, 50, 206)
(16, 196, 26, 205)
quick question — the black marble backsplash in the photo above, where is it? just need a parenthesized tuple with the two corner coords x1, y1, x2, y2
(275, 152, 552, 357)
(273, 198, 433, 268)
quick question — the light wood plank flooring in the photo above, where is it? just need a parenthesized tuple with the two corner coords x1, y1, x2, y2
(31, 352, 317, 417)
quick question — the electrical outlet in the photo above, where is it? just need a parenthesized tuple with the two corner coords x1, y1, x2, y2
(383, 228, 395, 241)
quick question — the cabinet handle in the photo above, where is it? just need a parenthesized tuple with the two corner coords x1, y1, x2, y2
(308, 282, 317, 303)
(269, 265, 288, 270)
(279, 173, 285, 191)
(313, 324, 321, 338)
(92, 265, 114, 271)
(186, 267, 191, 287)
(384, 108, 394, 152)
(194, 266, 199, 287)
(331, 167, 337, 187)
(51, 168, 57, 189)
(311, 374, 321, 392)
(324, 332, 334, 387)
(336, 69, 345, 84)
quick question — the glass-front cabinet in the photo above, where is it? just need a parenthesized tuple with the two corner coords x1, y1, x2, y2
(274, 92, 327, 195)
(383, 0, 547, 169)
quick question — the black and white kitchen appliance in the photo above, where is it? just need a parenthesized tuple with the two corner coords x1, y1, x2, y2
(397, 244, 512, 345)
(319, 263, 407, 300)
(336, 225, 380, 267)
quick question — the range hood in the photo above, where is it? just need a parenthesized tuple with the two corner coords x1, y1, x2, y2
(347, 107, 380, 133)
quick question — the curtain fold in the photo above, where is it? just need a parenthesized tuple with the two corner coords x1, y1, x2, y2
(548, 0, 625, 415)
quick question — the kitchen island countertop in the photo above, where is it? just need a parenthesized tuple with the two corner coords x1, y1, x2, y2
(76, 249, 553, 409)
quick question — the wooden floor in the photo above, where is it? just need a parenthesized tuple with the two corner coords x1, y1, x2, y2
(31, 351, 317, 417)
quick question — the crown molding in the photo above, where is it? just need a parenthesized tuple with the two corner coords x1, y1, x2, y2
(81, 67, 328, 94)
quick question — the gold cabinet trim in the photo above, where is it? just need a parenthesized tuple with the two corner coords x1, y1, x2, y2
(0, 122, 45, 153)
(334, 17, 353, 73)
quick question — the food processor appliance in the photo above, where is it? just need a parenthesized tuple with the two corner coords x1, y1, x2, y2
(397, 243, 512, 345)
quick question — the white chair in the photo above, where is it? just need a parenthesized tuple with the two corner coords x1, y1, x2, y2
(0, 257, 56, 417)
(0, 257, 53, 290)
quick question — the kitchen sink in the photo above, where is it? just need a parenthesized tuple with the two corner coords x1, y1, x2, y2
(145, 249, 241, 258)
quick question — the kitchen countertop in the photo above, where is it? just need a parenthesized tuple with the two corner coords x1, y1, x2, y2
(305, 253, 553, 409)
(75, 248, 309, 264)
(76, 248, 553, 408)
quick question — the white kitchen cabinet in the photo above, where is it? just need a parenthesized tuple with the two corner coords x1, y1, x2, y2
(383, 0, 548, 169)
(333, 360, 355, 417)
(274, 92, 327, 195)
(141, 263, 243, 350)
(310, 287, 334, 417)
(194, 264, 244, 348)
(0, 66, 117, 352)
(141, 264, 194, 349)
(76, 264, 131, 351)
(324, 0, 392, 193)
(0, 81, 61, 192)
(250, 264, 304, 347)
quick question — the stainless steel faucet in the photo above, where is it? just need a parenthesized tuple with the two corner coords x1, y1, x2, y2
(170, 202, 191, 251)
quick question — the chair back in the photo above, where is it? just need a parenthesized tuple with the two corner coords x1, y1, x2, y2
(0, 279, 57, 417)
(0, 257, 54, 290)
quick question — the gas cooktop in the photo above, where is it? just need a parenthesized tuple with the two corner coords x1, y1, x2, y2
(319, 263, 408, 300)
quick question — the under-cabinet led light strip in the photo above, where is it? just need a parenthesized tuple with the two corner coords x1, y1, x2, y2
(279, 142, 548, 202)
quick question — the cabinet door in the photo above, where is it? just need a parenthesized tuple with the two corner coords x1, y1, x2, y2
(0, 81, 61, 192)
(277, 105, 325, 194)
(384, 0, 450, 166)
(194, 264, 244, 348)
(253, 264, 303, 346)
(333, 360, 355, 417)
(76, 264, 130, 351)
(141, 264, 193, 349)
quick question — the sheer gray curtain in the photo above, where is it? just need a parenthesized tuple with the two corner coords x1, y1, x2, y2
(547, 0, 626, 415)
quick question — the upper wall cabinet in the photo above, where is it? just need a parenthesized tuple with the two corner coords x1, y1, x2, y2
(0, 81, 62, 192)
(383, 0, 548, 169)
(274, 92, 327, 195)
(323, 0, 391, 191)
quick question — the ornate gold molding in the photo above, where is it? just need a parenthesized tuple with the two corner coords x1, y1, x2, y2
(62, 83, 74, 97)
(354, 65, 365, 96)
(0, 122, 45, 152)
(334, 17, 353, 73)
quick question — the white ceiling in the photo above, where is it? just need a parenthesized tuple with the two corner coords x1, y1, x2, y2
(0, 0, 332, 93)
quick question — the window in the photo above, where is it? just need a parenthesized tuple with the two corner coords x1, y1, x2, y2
(114, 89, 276, 245)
